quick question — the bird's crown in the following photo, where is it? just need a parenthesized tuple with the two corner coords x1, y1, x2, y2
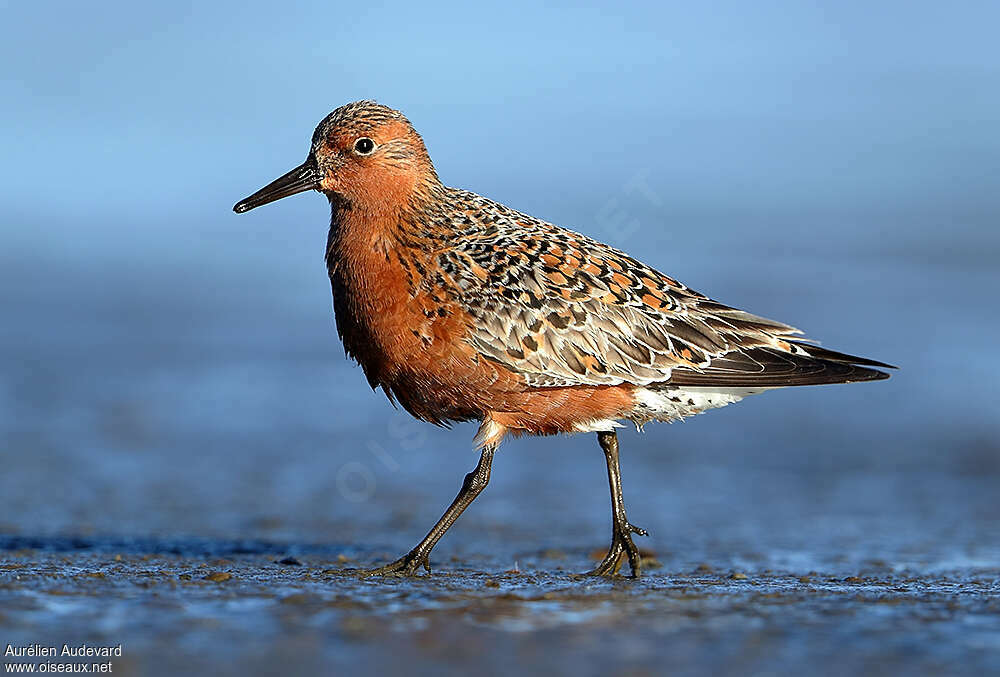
(311, 100, 409, 149)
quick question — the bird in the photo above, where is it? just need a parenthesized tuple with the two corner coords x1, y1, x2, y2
(233, 100, 893, 578)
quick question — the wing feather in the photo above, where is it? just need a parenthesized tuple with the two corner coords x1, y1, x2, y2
(432, 190, 893, 388)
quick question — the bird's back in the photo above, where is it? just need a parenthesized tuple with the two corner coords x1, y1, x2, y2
(432, 188, 890, 385)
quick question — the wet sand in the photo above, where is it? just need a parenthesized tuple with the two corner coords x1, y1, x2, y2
(3, 529, 1000, 676)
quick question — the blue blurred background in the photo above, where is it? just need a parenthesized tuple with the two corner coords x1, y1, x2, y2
(2, 1, 999, 568)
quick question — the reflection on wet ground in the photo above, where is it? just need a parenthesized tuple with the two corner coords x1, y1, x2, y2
(3, 541, 999, 676)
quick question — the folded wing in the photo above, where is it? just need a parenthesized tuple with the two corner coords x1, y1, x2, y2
(436, 193, 893, 389)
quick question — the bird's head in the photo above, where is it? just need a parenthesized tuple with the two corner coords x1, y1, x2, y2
(234, 101, 438, 215)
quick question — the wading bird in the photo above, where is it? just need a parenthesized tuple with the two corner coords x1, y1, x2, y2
(234, 101, 892, 577)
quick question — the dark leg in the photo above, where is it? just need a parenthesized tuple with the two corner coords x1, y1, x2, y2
(585, 430, 647, 578)
(358, 445, 495, 577)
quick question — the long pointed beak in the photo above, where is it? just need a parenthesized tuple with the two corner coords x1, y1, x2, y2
(233, 158, 320, 213)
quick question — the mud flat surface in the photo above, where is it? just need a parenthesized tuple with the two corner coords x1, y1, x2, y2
(2, 533, 1000, 676)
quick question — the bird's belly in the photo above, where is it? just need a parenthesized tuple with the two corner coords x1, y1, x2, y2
(626, 386, 771, 425)
(344, 296, 518, 424)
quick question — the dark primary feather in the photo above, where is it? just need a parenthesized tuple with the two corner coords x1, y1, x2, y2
(664, 345, 893, 387)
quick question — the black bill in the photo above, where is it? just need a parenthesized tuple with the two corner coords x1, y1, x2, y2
(233, 158, 319, 213)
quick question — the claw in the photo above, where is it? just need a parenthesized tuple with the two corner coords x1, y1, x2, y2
(582, 521, 645, 578)
(355, 550, 431, 577)
(584, 529, 646, 578)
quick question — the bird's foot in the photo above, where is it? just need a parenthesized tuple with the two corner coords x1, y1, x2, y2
(352, 549, 432, 578)
(582, 520, 648, 579)
(625, 521, 649, 538)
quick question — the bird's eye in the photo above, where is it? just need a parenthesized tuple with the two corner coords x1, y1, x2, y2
(353, 137, 375, 155)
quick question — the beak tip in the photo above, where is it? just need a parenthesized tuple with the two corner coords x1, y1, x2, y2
(233, 201, 250, 214)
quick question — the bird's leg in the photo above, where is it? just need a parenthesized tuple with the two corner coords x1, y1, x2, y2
(358, 445, 495, 577)
(585, 430, 648, 578)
